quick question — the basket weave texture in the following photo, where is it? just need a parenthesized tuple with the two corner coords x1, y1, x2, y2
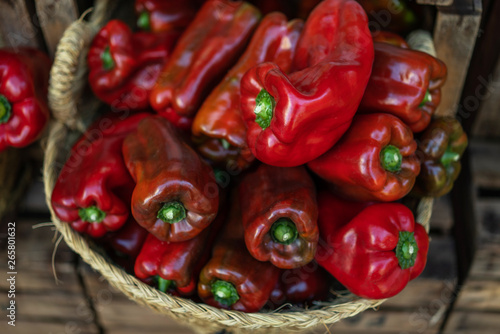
(43, 2, 434, 333)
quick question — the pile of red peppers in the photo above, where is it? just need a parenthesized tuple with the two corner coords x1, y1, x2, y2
(50, 0, 470, 313)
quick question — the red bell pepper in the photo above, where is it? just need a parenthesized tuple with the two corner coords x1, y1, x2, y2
(413, 117, 468, 197)
(51, 112, 151, 238)
(123, 116, 219, 242)
(198, 198, 281, 312)
(149, 0, 261, 130)
(238, 164, 318, 269)
(240, 0, 374, 167)
(308, 113, 420, 202)
(88, 20, 179, 111)
(315, 191, 429, 299)
(268, 262, 331, 308)
(358, 42, 447, 133)
(0, 48, 51, 152)
(191, 13, 303, 170)
(135, 0, 199, 32)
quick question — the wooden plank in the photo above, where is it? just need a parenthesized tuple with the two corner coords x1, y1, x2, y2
(452, 280, 500, 312)
(469, 140, 500, 189)
(417, 0, 453, 5)
(443, 311, 500, 334)
(0, 319, 99, 334)
(429, 195, 454, 232)
(471, 56, 500, 138)
(433, 5, 482, 117)
(35, 0, 79, 58)
(468, 243, 500, 281)
(0, 0, 43, 49)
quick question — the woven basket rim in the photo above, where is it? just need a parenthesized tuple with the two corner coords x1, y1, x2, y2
(43, 3, 434, 330)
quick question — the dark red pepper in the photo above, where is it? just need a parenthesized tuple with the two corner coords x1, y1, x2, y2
(149, 0, 261, 130)
(0, 47, 51, 152)
(358, 42, 447, 133)
(315, 191, 429, 299)
(135, 0, 199, 32)
(51, 112, 151, 238)
(412, 117, 468, 197)
(308, 113, 420, 202)
(191, 12, 303, 171)
(123, 116, 219, 242)
(198, 198, 281, 312)
(88, 20, 179, 111)
(238, 164, 318, 268)
(240, 0, 374, 166)
(268, 262, 331, 308)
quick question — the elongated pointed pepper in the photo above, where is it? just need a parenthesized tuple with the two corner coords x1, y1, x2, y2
(88, 20, 179, 111)
(412, 117, 468, 197)
(268, 261, 331, 309)
(315, 191, 429, 299)
(240, 0, 374, 167)
(135, 195, 226, 296)
(192, 13, 303, 171)
(51, 112, 151, 238)
(135, 0, 199, 32)
(238, 164, 318, 269)
(123, 116, 219, 242)
(358, 42, 447, 133)
(198, 198, 281, 312)
(308, 113, 420, 202)
(149, 0, 261, 130)
(0, 48, 51, 152)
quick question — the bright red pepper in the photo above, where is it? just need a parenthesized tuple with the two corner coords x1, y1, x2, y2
(51, 112, 151, 238)
(240, 0, 374, 167)
(198, 198, 281, 312)
(412, 117, 468, 197)
(149, 0, 261, 130)
(308, 113, 420, 202)
(191, 13, 303, 171)
(88, 20, 179, 111)
(268, 262, 331, 308)
(135, 0, 199, 32)
(123, 116, 219, 242)
(358, 42, 447, 133)
(238, 164, 318, 269)
(315, 191, 429, 299)
(0, 48, 51, 152)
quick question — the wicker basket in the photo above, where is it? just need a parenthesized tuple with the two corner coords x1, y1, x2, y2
(43, 2, 434, 333)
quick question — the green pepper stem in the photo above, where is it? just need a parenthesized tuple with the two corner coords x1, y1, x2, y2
(157, 201, 186, 224)
(380, 145, 403, 173)
(211, 280, 239, 307)
(0, 94, 12, 124)
(156, 276, 173, 293)
(441, 148, 460, 166)
(254, 89, 275, 129)
(137, 11, 151, 31)
(395, 231, 419, 270)
(78, 206, 106, 223)
(271, 218, 298, 245)
(418, 90, 432, 108)
(101, 46, 115, 71)
(220, 138, 231, 150)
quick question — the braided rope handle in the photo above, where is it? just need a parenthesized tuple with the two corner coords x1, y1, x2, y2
(48, 0, 116, 131)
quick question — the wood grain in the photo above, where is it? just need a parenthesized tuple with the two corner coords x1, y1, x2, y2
(0, 0, 43, 49)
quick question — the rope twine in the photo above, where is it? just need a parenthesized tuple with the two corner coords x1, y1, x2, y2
(43, 2, 434, 332)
